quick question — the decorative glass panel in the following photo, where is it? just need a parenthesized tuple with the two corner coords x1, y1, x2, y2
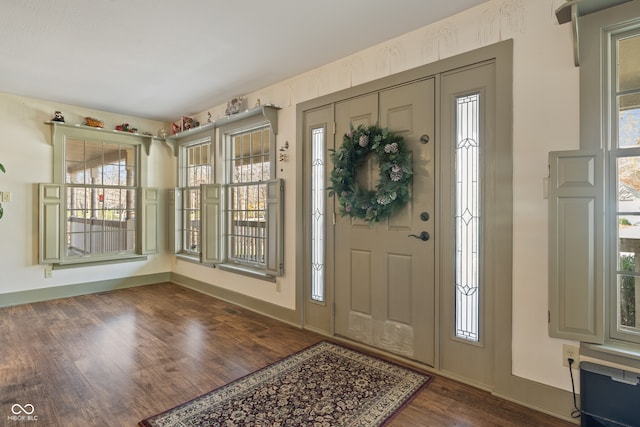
(454, 93, 480, 342)
(311, 127, 325, 302)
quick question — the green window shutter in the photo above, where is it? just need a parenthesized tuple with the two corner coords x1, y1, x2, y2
(141, 187, 159, 255)
(265, 179, 284, 276)
(39, 183, 62, 264)
(167, 188, 182, 254)
(201, 183, 223, 264)
(548, 149, 604, 343)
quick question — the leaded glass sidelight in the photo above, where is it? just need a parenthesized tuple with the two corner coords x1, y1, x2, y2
(311, 127, 326, 302)
(455, 93, 480, 342)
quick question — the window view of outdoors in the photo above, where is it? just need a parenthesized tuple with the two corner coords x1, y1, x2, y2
(183, 142, 211, 255)
(65, 139, 137, 256)
(616, 34, 640, 333)
(229, 127, 270, 265)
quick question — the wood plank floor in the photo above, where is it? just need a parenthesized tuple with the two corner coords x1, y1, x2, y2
(0, 282, 576, 426)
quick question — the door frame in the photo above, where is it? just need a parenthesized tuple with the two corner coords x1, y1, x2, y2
(295, 40, 513, 394)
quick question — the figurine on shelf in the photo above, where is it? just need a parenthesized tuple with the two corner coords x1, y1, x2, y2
(225, 96, 244, 115)
(115, 123, 138, 133)
(172, 122, 180, 134)
(84, 117, 104, 128)
(52, 111, 65, 122)
(182, 116, 194, 131)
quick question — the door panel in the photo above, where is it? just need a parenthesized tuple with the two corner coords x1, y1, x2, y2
(334, 80, 436, 365)
(302, 106, 334, 334)
(440, 62, 496, 388)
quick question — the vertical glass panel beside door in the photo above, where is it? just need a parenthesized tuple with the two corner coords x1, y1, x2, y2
(311, 126, 325, 303)
(455, 93, 481, 342)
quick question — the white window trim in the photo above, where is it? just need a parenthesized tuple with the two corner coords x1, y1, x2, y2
(39, 122, 158, 267)
(168, 105, 284, 278)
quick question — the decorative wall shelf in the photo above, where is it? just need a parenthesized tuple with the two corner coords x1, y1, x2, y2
(213, 104, 280, 134)
(164, 105, 280, 157)
(46, 104, 280, 157)
(46, 121, 162, 155)
(555, 0, 632, 66)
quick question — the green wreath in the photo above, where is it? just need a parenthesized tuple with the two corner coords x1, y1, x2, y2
(328, 124, 412, 225)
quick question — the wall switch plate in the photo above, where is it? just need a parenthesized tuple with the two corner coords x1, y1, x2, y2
(44, 264, 53, 278)
(1, 191, 10, 203)
(562, 344, 579, 368)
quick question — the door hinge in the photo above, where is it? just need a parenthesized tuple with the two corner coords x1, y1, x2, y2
(548, 310, 551, 324)
(332, 121, 336, 135)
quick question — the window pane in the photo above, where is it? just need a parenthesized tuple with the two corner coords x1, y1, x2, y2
(618, 274, 639, 332)
(615, 31, 640, 341)
(66, 138, 86, 184)
(455, 93, 480, 342)
(618, 34, 640, 92)
(617, 157, 640, 210)
(64, 139, 137, 257)
(618, 94, 640, 149)
(226, 125, 272, 267)
(184, 188, 201, 253)
(228, 183, 266, 265)
(232, 126, 270, 184)
(181, 140, 212, 254)
(311, 127, 325, 302)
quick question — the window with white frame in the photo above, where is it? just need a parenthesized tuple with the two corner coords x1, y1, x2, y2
(549, 3, 640, 348)
(170, 106, 284, 277)
(227, 126, 271, 267)
(179, 139, 212, 256)
(40, 124, 157, 266)
(609, 28, 640, 344)
(65, 139, 137, 256)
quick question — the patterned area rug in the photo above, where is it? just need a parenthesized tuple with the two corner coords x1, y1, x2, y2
(139, 341, 431, 427)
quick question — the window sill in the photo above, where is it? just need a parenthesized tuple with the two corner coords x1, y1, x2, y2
(52, 255, 148, 269)
(218, 263, 276, 282)
(581, 341, 640, 374)
(172, 255, 276, 283)
(175, 253, 203, 265)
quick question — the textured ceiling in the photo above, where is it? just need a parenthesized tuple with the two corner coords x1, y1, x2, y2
(0, 0, 489, 122)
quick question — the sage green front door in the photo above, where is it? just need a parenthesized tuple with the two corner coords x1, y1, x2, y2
(333, 79, 436, 366)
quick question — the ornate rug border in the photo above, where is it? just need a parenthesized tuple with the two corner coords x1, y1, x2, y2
(139, 340, 432, 427)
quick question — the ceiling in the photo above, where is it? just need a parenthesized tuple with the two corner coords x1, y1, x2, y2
(0, 0, 489, 122)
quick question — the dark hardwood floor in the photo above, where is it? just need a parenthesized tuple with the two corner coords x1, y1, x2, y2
(0, 283, 576, 426)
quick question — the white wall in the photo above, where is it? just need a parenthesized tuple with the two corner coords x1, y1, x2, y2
(0, 93, 175, 294)
(0, 0, 581, 394)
